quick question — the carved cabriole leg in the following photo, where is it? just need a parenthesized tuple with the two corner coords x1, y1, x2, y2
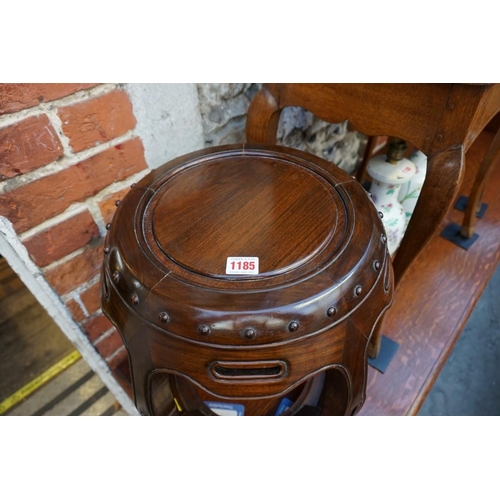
(393, 146, 465, 286)
(368, 147, 465, 357)
(461, 127, 500, 238)
(245, 85, 283, 144)
(367, 323, 382, 359)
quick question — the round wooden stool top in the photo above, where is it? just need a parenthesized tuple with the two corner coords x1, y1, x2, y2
(101, 144, 393, 415)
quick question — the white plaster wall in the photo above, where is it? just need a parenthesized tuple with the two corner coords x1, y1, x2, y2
(124, 83, 205, 169)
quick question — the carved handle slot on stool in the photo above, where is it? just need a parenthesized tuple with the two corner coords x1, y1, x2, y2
(211, 361, 287, 380)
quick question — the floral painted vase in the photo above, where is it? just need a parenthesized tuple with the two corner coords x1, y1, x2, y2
(398, 149, 428, 229)
(367, 154, 416, 256)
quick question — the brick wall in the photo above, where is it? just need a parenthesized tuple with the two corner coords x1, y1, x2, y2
(0, 83, 149, 372)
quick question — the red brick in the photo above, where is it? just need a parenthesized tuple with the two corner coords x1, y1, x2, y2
(0, 84, 99, 115)
(0, 115, 63, 180)
(65, 298, 86, 322)
(44, 245, 103, 295)
(23, 210, 100, 267)
(94, 329, 124, 359)
(0, 137, 147, 233)
(58, 90, 136, 153)
(82, 313, 112, 342)
(98, 187, 131, 225)
(106, 347, 128, 370)
(80, 281, 101, 315)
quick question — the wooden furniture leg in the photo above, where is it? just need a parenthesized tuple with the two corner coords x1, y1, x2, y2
(368, 147, 465, 357)
(246, 84, 282, 143)
(460, 127, 500, 238)
(393, 147, 465, 286)
(127, 332, 153, 415)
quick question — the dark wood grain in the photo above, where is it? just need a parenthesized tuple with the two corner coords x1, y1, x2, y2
(152, 156, 339, 277)
(101, 144, 393, 415)
(247, 83, 452, 152)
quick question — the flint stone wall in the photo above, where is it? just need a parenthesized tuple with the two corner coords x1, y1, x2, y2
(196, 83, 366, 174)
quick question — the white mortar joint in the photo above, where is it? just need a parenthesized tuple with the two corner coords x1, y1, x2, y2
(0, 84, 118, 131)
(18, 168, 149, 242)
(0, 129, 138, 194)
(61, 274, 101, 303)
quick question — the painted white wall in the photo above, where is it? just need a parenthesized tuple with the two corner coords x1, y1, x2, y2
(0, 217, 139, 416)
(124, 83, 205, 169)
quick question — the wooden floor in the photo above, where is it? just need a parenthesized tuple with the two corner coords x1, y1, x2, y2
(0, 256, 127, 416)
(4, 358, 127, 416)
(360, 129, 500, 415)
(0, 256, 74, 400)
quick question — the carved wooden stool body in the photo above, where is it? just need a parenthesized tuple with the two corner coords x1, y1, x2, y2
(101, 144, 393, 415)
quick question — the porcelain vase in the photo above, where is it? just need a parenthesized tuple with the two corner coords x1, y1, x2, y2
(367, 155, 416, 256)
(398, 149, 428, 229)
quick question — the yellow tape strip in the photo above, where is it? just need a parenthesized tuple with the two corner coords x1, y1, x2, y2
(173, 397, 182, 412)
(0, 350, 82, 415)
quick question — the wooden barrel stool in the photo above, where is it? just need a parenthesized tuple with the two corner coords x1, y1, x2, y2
(101, 144, 393, 416)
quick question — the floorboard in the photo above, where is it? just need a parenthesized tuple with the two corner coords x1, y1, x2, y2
(0, 258, 74, 400)
(359, 130, 500, 415)
(0, 259, 126, 416)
